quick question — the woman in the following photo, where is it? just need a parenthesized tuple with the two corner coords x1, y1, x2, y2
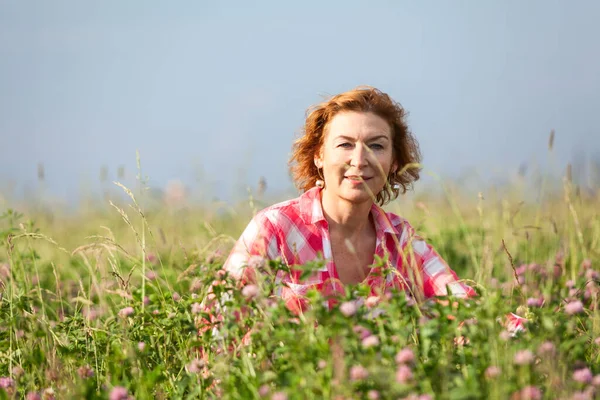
(223, 86, 478, 315)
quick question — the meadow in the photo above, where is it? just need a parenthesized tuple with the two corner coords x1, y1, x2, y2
(0, 162, 599, 399)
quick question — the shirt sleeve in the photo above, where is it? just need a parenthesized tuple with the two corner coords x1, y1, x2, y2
(401, 221, 477, 299)
(223, 210, 280, 284)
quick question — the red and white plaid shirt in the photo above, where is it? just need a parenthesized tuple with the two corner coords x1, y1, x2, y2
(224, 187, 477, 314)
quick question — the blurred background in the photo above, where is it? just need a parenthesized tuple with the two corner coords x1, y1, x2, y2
(1, 0, 599, 210)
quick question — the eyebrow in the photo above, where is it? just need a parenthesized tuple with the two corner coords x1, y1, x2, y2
(335, 134, 390, 142)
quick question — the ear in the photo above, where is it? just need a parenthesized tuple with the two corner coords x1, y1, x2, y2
(391, 161, 398, 175)
(314, 147, 324, 169)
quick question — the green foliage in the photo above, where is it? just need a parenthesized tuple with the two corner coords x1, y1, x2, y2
(0, 184, 599, 399)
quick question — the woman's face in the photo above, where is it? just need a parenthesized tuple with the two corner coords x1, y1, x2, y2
(315, 111, 397, 205)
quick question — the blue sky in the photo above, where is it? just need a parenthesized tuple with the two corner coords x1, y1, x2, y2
(1, 1, 599, 203)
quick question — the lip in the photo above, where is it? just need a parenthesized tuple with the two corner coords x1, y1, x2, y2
(344, 176, 372, 181)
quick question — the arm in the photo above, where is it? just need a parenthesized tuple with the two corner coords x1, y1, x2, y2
(412, 238, 477, 298)
(223, 210, 280, 285)
(401, 222, 526, 333)
(401, 222, 476, 298)
(198, 211, 279, 338)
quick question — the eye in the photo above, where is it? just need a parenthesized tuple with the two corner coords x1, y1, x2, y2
(369, 143, 384, 150)
(338, 142, 353, 148)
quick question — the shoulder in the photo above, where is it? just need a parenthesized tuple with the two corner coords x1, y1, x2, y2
(373, 207, 416, 240)
(252, 194, 305, 228)
(377, 209, 434, 255)
(382, 210, 408, 228)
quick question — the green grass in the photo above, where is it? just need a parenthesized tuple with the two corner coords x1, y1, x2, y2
(0, 174, 599, 399)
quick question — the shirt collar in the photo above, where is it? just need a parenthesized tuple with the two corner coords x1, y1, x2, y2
(299, 187, 402, 235)
(299, 187, 327, 225)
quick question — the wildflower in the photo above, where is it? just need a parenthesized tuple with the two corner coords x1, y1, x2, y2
(506, 313, 527, 334)
(418, 395, 433, 400)
(11, 366, 24, 377)
(77, 365, 94, 379)
(564, 300, 584, 315)
(172, 292, 181, 302)
(212, 279, 226, 287)
(396, 365, 413, 384)
(395, 348, 415, 365)
(485, 366, 501, 379)
(317, 360, 327, 369)
(592, 375, 600, 386)
(26, 392, 41, 400)
(339, 301, 357, 317)
(362, 335, 380, 348)
(0, 263, 10, 279)
(137, 342, 145, 351)
(109, 386, 129, 400)
(573, 368, 593, 384)
(258, 384, 269, 397)
(582, 259, 592, 269)
(528, 263, 542, 273)
(45, 366, 60, 382)
(242, 284, 259, 299)
(191, 303, 203, 314)
(537, 341, 555, 357)
(365, 296, 380, 308)
(152, 310, 159, 315)
(519, 385, 542, 400)
(0, 377, 15, 389)
(271, 392, 287, 400)
(145, 270, 157, 281)
(353, 325, 372, 340)
(499, 330, 512, 341)
(569, 288, 579, 297)
(190, 279, 202, 292)
(186, 359, 205, 374)
(566, 280, 576, 288)
(595, 337, 600, 346)
(143, 296, 150, 306)
(349, 365, 369, 381)
(145, 253, 157, 264)
(585, 269, 599, 281)
(553, 264, 563, 279)
(514, 350, 534, 365)
(526, 297, 543, 308)
(367, 390, 380, 400)
(118, 307, 134, 318)
(42, 387, 55, 400)
(83, 307, 100, 321)
(454, 336, 470, 346)
(569, 391, 592, 400)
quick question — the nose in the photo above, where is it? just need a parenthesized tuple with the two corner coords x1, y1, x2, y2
(350, 142, 370, 169)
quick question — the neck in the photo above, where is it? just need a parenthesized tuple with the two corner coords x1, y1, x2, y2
(320, 189, 374, 237)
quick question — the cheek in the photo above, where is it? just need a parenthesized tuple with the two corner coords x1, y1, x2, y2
(324, 152, 348, 168)
(374, 154, 394, 175)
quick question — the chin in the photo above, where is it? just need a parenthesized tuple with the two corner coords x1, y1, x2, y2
(339, 186, 381, 204)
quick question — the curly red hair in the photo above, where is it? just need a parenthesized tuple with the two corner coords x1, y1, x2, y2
(289, 86, 422, 205)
